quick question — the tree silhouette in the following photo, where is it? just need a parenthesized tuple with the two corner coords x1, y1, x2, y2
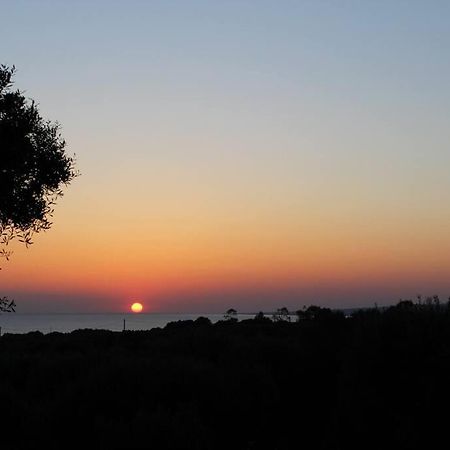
(0, 65, 77, 262)
(272, 306, 290, 322)
(0, 296, 15, 313)
(296, 305, 339, 321)
(224, 308, 238, 321)
(254, 311, 265, 320)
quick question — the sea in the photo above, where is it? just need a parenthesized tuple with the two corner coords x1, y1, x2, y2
(0, 313, 258, 335)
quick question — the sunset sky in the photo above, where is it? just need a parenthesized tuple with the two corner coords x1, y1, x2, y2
(2, 0, 450, 313)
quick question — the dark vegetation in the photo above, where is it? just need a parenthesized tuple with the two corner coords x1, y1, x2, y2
(0, 65, 77, 247)
(0, 64, 77, 310)
(1, 299, 449, 449)
(0, 296, 15, 313)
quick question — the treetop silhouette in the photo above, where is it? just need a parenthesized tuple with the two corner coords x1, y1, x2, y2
(0, 65, 77, 262)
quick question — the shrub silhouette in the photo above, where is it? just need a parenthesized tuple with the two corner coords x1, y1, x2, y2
(0, 300, 448, 449)
(272, 306, 291, 321)
(0, 296, 15, 312)
(224, 308, 238, 321)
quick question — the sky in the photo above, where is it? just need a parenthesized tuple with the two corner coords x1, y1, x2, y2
(1, 0, 450, 313)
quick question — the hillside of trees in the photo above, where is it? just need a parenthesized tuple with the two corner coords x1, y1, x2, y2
(1, 299, 449, 449)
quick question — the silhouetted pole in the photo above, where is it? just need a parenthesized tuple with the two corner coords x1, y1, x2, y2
(123, 319, 126, 332)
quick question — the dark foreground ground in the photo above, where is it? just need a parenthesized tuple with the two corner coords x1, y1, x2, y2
(1, 301, 450, 450)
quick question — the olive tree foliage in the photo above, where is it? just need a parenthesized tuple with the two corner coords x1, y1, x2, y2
(0, 65, 77, 311)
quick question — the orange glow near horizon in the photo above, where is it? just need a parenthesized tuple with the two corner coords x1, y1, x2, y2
(3, 179, 450, 310)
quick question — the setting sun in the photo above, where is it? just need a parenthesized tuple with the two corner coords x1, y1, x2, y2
(131, 302, 143, 313)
